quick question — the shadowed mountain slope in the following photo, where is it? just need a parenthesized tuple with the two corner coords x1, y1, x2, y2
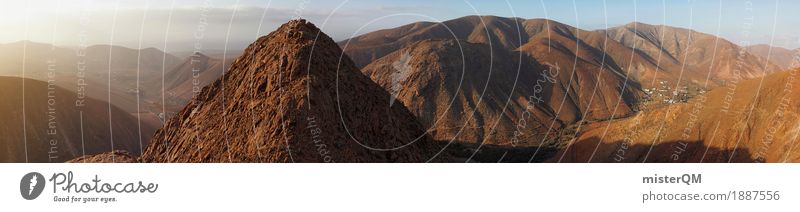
(0, 77, 153, 162)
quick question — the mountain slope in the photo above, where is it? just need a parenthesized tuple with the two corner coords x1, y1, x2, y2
(343, 16, 645, 146)
(340, 16, 788, 150)
(745, 44, 798, 70)
(515, 19, 644, 120)
(0, 77, 153, 162)
(555, 69, 800, 162)
(601, 22, 782, 85)
(340, 16, 529, 68)
(360, 39, 560, 146)
(141, 20, 447, 162)
(67, 150, 139, 163)
(143, 53, 233, 112)
(342, 16, 782, 91)
(0, 41, 177, 131)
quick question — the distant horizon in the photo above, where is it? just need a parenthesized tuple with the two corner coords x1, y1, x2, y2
(2, 16, 797, 55)
(1, 0, 798, 52)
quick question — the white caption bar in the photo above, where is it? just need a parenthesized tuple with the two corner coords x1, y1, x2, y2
(0, 164, 796, 211)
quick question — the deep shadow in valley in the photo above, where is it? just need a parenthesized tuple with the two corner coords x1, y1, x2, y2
(550, 137, 754, 163)
(443, 140, 559, 163)
(442, 136, 755, 163)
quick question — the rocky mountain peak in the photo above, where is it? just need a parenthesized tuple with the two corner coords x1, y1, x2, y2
(140, 20, 447, 162)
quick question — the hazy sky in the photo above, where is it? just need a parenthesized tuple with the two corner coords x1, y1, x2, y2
(1, 0, 798, 53)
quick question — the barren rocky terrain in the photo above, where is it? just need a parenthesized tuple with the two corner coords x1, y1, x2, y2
(140, 20, 449, 162)
(9, 16, 797, 163)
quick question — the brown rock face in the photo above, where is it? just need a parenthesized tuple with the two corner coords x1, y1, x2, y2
(67, 150, 138, 163)
(141, 20, 446, 162)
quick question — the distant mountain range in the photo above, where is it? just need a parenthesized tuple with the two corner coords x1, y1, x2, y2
(340, 16, 789, 150)
(745, 44, 799, 70)
(0, 42, 232, 162)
